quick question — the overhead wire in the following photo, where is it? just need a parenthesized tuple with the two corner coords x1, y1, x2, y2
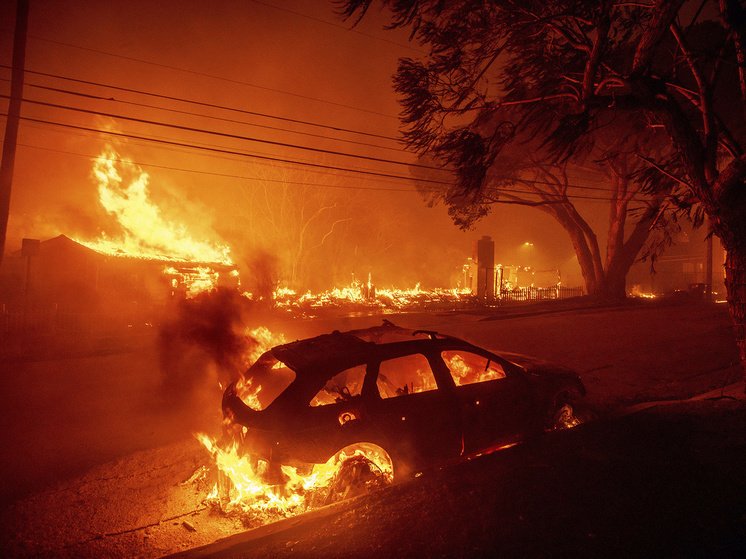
(3, 94, 448, 172)
(0, 65, 401, 143)
(8, 115, 619, 203)
(14, 113, 452, 184)
(0, 32, 631, 204)
(0, 78, 407, 154)
(0, 71, 620, 191)
(0, 63, 617, 194)
(24, 34, 399, 120)
(0, 81, 616, 194)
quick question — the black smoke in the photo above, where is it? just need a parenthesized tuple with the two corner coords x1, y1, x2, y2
(156, 287, 264, 406)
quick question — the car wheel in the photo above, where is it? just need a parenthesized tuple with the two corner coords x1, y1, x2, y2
(326, 454, 390, 504)
(547, 389, 592, 431)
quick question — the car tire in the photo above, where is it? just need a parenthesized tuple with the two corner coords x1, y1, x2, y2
(325, 455, 390, 504)
(547, 389, 593, 431)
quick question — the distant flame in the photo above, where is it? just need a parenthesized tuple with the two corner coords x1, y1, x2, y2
(79, 146, 232, 266)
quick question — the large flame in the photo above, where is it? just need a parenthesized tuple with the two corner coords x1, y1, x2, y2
(79, 146, 232, 266)
(197, 433, 393, 525)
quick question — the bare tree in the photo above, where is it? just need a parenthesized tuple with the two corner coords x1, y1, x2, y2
(234, 164, 355, 291)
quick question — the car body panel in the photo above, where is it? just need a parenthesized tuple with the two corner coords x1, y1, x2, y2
(222, 322, 586, 479)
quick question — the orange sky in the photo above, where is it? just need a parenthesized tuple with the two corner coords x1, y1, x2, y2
(0, 0, 593, 289)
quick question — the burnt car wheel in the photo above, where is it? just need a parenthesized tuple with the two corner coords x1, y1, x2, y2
(547, 389, 593, 431)
(326, 455, 390, 504)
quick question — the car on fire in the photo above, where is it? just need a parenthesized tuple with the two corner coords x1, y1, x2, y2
(222, 321, 589, 487)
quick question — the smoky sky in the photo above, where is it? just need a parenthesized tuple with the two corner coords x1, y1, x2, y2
(0, 0, 592, 289)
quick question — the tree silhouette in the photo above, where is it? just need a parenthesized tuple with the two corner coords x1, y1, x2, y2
(341, 0, 746, 372)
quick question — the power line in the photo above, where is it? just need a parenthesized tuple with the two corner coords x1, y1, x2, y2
(16, 141, 424, 193)
(3, 105, 645, 203)
(0, 77, 407, 155)
(0, 65, 401, 143)
(26, 34, 399, 120)
(16, 113, 452, 185)
(0, 69, 619, 194)
(10, 116, 618, 203)
(18, 138, 618, 205)
(15, 118, 426, 188)
(4, 94, 447, 172)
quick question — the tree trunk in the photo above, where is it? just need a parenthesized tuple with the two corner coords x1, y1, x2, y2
(724, 247, 746, 367)
(705, 156, 746, 384)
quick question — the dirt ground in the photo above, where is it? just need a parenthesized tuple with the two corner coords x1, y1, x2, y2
(1, 297, 743, 558)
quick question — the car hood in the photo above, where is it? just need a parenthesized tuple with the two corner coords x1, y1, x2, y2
(499, 351, 579, 377)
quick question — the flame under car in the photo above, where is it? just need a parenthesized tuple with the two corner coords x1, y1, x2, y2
(222, 322, 588, 484)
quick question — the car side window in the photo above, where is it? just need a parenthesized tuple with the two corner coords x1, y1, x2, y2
(310, 364, 367, 407)
(442, 350, 506, 386)
(377, 353, 438, 399)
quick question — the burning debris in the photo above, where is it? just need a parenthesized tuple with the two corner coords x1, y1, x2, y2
(272, 281, 474, 316)
(195, 435, 391, 527)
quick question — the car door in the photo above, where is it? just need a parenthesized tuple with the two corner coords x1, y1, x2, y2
(365, 352, 463, 474)
(287, 364, 384, 464)
(439, 348, 535, 454)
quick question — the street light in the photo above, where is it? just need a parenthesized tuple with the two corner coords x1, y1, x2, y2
(524, 242, 533, 270)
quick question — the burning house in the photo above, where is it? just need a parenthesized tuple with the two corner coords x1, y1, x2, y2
(0, 234, 237, 335)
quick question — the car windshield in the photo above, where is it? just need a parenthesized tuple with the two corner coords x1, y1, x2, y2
(236, 352, 296, 411)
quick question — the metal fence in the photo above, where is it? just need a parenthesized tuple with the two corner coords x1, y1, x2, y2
(497, 285, 584, 304)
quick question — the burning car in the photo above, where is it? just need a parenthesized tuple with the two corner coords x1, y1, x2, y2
(221, 321, 588, 491)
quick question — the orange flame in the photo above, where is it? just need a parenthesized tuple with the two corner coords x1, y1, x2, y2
(197, 433, 393, 522)
(79, 146, 232, 266)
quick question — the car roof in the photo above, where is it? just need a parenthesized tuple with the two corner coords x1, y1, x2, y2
(270, 322, 453, 374)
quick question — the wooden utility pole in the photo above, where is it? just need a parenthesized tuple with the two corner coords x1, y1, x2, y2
(0, 0, 29, 268)
(706, 235, 713, 302)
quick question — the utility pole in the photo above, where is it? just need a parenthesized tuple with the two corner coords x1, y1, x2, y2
(0, 0, 29, 268)
(706, 234, 713, 302)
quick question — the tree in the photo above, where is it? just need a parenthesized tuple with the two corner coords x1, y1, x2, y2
(342, 0, 678, 299)
(232, 163, 355, 292)
(341, 0, 746, 372)
(412, 114, 671, 297)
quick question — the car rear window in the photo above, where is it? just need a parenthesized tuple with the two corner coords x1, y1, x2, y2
(377, 353, 438, 398)
(442, 350, 506, 386)
(237, 352, 296, 411)
(310, 364, 367, 407)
